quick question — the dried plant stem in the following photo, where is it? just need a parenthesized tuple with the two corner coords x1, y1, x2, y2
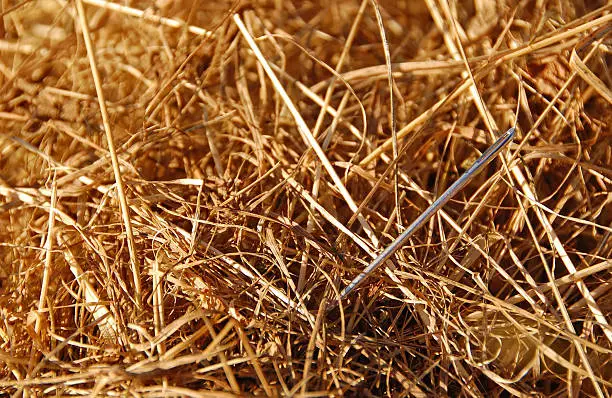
(82, 0, 212, 37)
(75, 0, 141, 307)
(300, 298, 327, 394)
(569, 49, 612, 104)
(35, 174, 57, 335)
(57, 233, 122, 344)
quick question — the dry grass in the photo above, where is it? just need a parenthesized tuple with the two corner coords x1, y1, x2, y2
(0, 0, 611, 396)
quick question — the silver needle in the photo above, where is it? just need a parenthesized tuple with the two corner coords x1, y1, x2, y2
(338, 127, 515, 301)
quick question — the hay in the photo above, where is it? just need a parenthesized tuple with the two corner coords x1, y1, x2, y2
(0, 0, 610, 396)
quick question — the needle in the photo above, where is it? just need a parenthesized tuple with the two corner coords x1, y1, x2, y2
(337, 127, 516, 302)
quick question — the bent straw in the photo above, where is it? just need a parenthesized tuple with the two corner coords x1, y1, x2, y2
(338, 127, 516, 301)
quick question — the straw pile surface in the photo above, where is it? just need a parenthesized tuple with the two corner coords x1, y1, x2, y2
(0, 0, 610, 396)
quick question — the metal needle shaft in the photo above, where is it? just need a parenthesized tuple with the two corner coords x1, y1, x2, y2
(338, 127, 515, 300)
